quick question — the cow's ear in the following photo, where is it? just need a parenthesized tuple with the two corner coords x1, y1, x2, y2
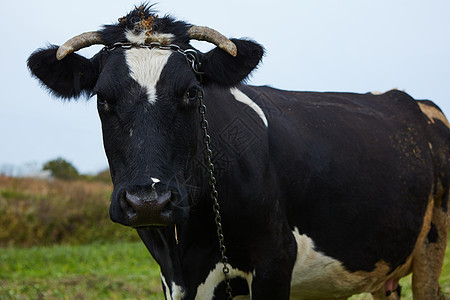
(200, 38, 264, 87)
(27, 45, 101, 100)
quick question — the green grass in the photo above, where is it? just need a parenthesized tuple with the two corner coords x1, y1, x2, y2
(1, 239, 449, 299)
(0, 242, 163, 299)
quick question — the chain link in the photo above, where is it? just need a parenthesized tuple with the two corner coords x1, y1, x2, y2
(198, 91, 233, 300)
(107, 41, 232, 298)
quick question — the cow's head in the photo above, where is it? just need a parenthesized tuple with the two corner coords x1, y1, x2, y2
(28, 5, 263, 227)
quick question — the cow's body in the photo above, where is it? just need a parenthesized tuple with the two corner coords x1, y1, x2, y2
(136, 85, 449, 299)
(27, 5, 449, 299)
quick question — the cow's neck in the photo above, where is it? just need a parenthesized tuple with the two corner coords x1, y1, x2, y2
(136, 201, 220, 297)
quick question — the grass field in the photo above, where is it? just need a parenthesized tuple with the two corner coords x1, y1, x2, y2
(0, 176, 139, 247)
(0, 242, 163, 299)
(1, 239, 449, 299)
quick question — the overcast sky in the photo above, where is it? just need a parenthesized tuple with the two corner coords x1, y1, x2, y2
(1, 0, 449, 174)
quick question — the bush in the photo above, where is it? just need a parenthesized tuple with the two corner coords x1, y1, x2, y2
(94, 169, 113, 184)
(43, 158, 79, 180)
(80, 169, 112, 184)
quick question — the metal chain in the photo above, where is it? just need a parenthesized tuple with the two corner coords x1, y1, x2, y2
(107, 41, 232, 298)
(198, 91, 233, 300)
(105, 42, 204, 77)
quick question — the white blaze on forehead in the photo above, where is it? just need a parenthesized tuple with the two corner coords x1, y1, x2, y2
(125, 48, 172, 104)
(230, 87, 268, 127)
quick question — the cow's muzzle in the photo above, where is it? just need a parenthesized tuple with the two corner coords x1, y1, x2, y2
(123, 189, 172, 226)
(111, 183, 179, 227)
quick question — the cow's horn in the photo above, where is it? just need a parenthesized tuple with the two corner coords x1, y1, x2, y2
(187, 26, 237, 57)
(56, 31, 105, 61)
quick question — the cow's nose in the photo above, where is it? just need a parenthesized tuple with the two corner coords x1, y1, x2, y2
(120, 189, 172, 227)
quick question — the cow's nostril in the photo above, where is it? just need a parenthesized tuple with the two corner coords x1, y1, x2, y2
(120, 191, 137, 220)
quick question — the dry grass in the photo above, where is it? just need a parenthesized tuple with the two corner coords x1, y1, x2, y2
(0, 176, 139, 247)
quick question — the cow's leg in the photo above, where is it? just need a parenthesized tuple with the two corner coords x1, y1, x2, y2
(250, 253, 295, 299)
(250, 230, 297, 299)
(251, 263, 292, 299)
(411, 190, 449, 300)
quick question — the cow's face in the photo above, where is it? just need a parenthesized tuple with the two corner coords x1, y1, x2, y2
(27, 6, 263, 228)
(96, 46, 202, 227)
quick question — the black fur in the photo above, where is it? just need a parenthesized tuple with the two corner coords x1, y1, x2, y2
(201, 38, 264, 87)
(27, 46, 99, 99)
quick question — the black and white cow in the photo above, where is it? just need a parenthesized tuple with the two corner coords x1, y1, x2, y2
(28, 5, 449, 300)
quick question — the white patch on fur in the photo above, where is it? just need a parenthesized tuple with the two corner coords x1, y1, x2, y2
(230, 87, 268, 127)
(151, 177, 161, 183)
(151, 177, 161, 189)
(125, 48, 172, 104)
(290, 227, 384, 298)
(195, 263, 253, 300)
(161, 274, 185, 300)
(161, 274, 172, 300)
(418, 102, 450, 128)
(171, 282, 185, 300)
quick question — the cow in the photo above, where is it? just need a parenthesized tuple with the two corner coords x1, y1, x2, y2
(27, 4, 449, 300)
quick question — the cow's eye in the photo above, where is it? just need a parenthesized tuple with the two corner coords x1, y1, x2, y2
(185, 87, 199, 102)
